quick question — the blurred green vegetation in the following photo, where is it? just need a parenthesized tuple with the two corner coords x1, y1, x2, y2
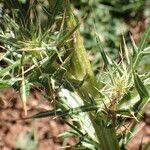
(71, 0, 150, 73)
(72, 0, 150, 53)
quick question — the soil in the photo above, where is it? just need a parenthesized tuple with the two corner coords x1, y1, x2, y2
(0, 88, 75, 150)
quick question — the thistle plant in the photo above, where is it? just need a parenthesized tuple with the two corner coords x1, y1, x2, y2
(0, 0, 150, 149)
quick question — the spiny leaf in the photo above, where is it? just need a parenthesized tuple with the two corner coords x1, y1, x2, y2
(27, 51, 57, 83)
(96, 34, 110, 69)
(0, 35, 21, 48)
(122, 34, 130, 64)
(24, 104, 99, 119)
(62, 74, 88, 92)
(0, 79, 16, 88)
(134, 73, 149, 100)
(138, 23, 150, 53)
(52, 67, 66, 82)
(130, 33, 138, 54)
(3, 13, 20, 31)
(48, 0, 63, 28)
(57, 22, 80, 47)
(132, 24, 150, 68)
(0, 60, 20, 77)
(125, 73, 150, 144)
(0, 55, 30, 77)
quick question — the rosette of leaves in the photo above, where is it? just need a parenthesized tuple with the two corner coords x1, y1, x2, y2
(27, 21, 150, 149)
(0, 0, 150, 149)
(0, 0, 81, 114)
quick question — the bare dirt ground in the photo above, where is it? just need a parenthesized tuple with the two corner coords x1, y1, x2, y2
(0, 88, 149, 150)
(0, 88, 75, 150)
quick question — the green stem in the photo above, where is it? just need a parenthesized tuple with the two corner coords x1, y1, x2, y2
(61, 1, 120, 149)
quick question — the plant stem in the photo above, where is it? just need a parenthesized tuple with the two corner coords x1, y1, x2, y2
(61, 1, 120, 149)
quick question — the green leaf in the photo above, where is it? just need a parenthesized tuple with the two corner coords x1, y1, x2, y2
(0, 79, 16, 88)
(62, 74, 88, 92)
(0, 35, 21, 48)
(57, 22, 80, 47)
(96, 34, 110, 69)
(134, 73, 149, 99)
(3, 14, 20, 31)
(24, 104, 99, 119)
(133, 24, 150, 68)
(0, 60, 20, 77)
(125, 74, 150, 144)
(138, 23, 150, 53)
